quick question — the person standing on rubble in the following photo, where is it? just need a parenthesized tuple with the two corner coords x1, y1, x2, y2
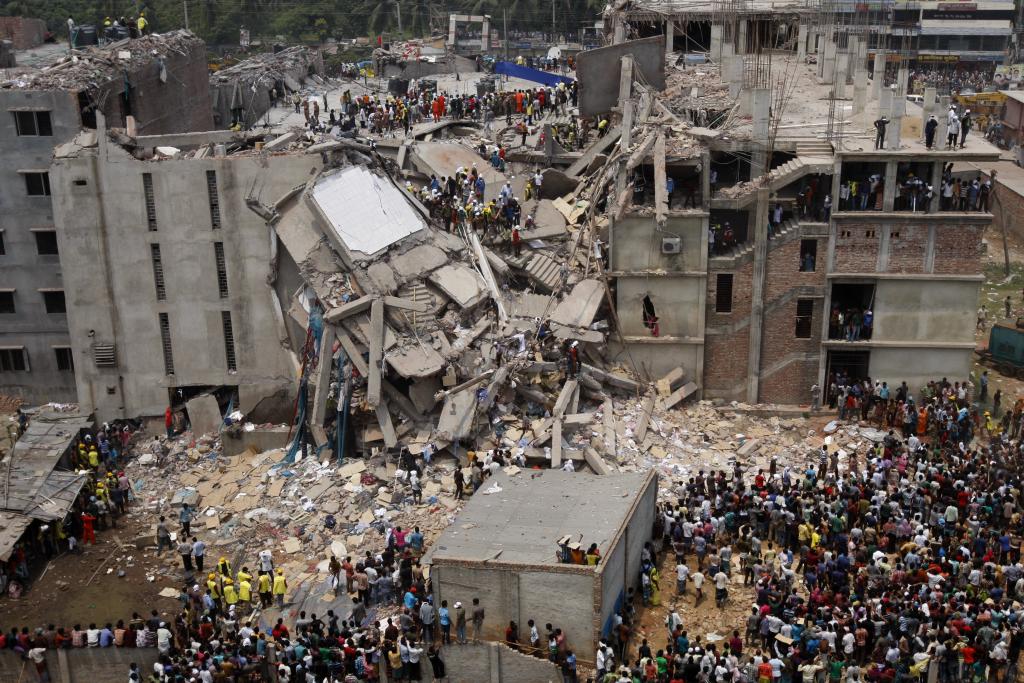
(164, 406, 174, 440)
(272, 568, 287, 608)
(566, 341, 580, 377)
(256, 571, 272, 608)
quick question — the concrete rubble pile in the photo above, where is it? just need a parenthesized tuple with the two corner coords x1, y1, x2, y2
(209, 45, 324, 95)
(0, 30, 202, 91)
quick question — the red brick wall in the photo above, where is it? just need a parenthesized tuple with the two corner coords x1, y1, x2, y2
(0, 17, 46, 50)
(833, 224, 881, 272)
(933, 223, 984, 275)
(704, 262, 753, 397)
(886, 224, 927, 273)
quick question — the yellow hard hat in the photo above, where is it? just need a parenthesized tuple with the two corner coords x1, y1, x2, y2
(276, 568, 283, 574)
(208, 573, 216, 580)
(224, 578, 233, 585)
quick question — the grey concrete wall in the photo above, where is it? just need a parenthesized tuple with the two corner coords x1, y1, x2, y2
(597, 523, 627, 639)
(382, 642, 561, 683)
(50, 141, 318, 419)
(614, 341, 702, 385)
(611, 215, 705, 273)
(0, 90, 83, 404)
(868, 347, 972, 393)
(871, 279, 977, 344)
(576, 36, 667, 117)
(431, 563, 596, 656)
(617, 278, 703, 338)
(0, 647, 160, 683)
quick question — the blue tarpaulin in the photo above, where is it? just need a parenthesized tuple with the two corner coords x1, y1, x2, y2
(493, 61, 575, 87)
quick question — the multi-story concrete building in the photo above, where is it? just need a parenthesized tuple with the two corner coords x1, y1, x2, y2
(49, 119, 317, 421)
(0, 30, 212, 404)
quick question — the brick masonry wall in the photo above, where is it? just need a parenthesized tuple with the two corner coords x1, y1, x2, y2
(0, 17, 47, 50)
(933, 223, 984, 275)
(704, 261, 753, 397)
(833, 223, 881, 272)
(886, 225, 927, 274)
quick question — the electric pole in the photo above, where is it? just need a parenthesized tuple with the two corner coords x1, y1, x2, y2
(183, 0, 189, 30)
(503, 9, 508, 61)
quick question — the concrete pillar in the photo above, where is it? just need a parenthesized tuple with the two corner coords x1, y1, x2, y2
(883, 160, 897, 211)
(922, 86, 937, 138)
(449, 15, 457, 45)
(823, 39, 837, 84)
(751, 88, 771, 178)
(721, 40, 734, 59)
(797, 23, 808, 61)
(710, 24, 724, 62)
(857, 36, 868, 70)
(937, 95, 951, 148)
(737, 19, 748, 55)
(725, 55, 743, 100)
(897, 66, 909, 97)
(613, 16, 625, 44)
(929, 160, 943, 214)
(746, 187, 770, 404)
(666, 20, 674, 55)
(817, 31, 827, 79)
(854, 67, 868, 115)
(888, 88, 905, 150)
(872, 50, 885, 100)
(481, 17, 490, 51)
(847, 36, 859, 78)
(835, 52, 850, 98)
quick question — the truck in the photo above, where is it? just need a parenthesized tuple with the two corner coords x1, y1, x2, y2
(979, 318, 1024, 378)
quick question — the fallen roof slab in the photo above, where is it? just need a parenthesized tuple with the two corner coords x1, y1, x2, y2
(386, 344, 447, 379)
(429, 264, 487, 309)
(550, 279, 604, 329)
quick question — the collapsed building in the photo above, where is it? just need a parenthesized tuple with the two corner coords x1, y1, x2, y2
(209, 46, 325, 130)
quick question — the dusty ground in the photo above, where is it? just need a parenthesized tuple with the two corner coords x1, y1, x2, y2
(975, 229, 1024, 402)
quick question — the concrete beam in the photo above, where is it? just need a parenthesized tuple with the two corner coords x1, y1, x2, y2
(553, 380, 579, 417)
(383, 296, 429, 313)
(653, 132, 668, 225)
(324, 297, 373, 322)
(367, 298, 384, 407)
(336, 329, 369, 376)
(582, 363, 640, 392)
(635, 394, 656, 442)
(375, 402, 398, 447)
(584, 446, 611, 475)
(602, 397, 616, 456)
(660, 381, 698, 410)
(311, 326, 336, 426)
(551, 418, 562, 469)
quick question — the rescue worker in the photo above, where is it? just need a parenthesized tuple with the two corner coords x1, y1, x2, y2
(223, 578, 239, 608)
(136, 12, 148, 35)
(272, 568, 288, 607)
(257, 571, 272, 608)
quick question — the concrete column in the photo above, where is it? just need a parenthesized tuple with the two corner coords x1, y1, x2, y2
(710, 24, 724, 62)
(738, 20, 748, 54)
(872, 50, 885, 100)
(835, 52, 850, 98)
(613, 16, 625, 44)
(854, 67, 868, 115)
(823, 39, 837, 84)
(857, 36, 868, 70)
(721, 40, 734, 59)
(725, 55, 743, 100)
(922, 86, 936, 140)
(751, 88, 771, 178)
(937, 95, 951, 148)
(797, 23, 808, 61)
(449, 15, 457, 45)
(888, 89, 905, 150)
(897, 66, 909, 96)
(817, 32, 827, 79)
(481, 17, 490, 51)
(746, 188, 771, 404)
(666, 20, 675, 55)
(929, 160, 943, 214)
(883, 160, 897, 211)
(847, 36, 859, 78)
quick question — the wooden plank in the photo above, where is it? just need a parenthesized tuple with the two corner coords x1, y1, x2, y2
(324, 297, 373, 322)
(551, 418, 563, 470)
(602, 398, 616, 456)
(375, 402, 398, 448)
(552, 380, 579, 417)
(311, 326, 336, 426)
(367, 298, 384, 407)
(336, 330, 369, 376)
(383, 296, 429, 313)
(660, 381, 698, 410)
(635, 394, 656, 443)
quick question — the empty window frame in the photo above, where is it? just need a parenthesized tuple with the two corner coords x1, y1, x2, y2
(213, 242, 229, 298)
(24, 172, 50, 196)
(799, 239, 817, 272)
(221, 310, 237, 372)
(54, 346, 74, 372)
(41, 290, 66, 313)
(0, 290, 14, 313)
(715, 273, 733, 313)
(151, 244, 166, 301)
(159, 312, 174, 375)
(795, 298, 814, 338)
(143, 173, 157, 230)
(34, 230, 58, 255)
(207, 170, 222, 229)
(0, 347, 27, 372)
(13, 110, 52, 136)
(0, 230, 5, 255)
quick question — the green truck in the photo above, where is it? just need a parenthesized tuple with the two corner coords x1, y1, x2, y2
(980, 319, 1024, 377)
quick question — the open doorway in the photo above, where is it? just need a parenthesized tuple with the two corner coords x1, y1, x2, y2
(828, 283, 875, 340)
(826, 349, 871, 404)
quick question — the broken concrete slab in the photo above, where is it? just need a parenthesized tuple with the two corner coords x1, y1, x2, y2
(388, 243, 449, 279)
(386, 344, 446, 379)
(365, 262, 399, 294)
(550, 279, 604, 330)
(660, 381, 698, 410)
(520, 199, 568, 240)
(656, 367, 686, 397)
(186, 394, 222, 437)
(436, 389, 477, 441)
(428, 264, 487, 309)
(367, 298, 385, 407)
(553, 380, 579, 417)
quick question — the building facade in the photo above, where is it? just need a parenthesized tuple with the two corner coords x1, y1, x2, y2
(0, 31, 212, 405)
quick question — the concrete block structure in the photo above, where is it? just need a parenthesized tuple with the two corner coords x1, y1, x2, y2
(426, 470, 658, 653)
(49, 123, 313, 421)
(0, 17, 47, 50)
(0, 31, 213, 405)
